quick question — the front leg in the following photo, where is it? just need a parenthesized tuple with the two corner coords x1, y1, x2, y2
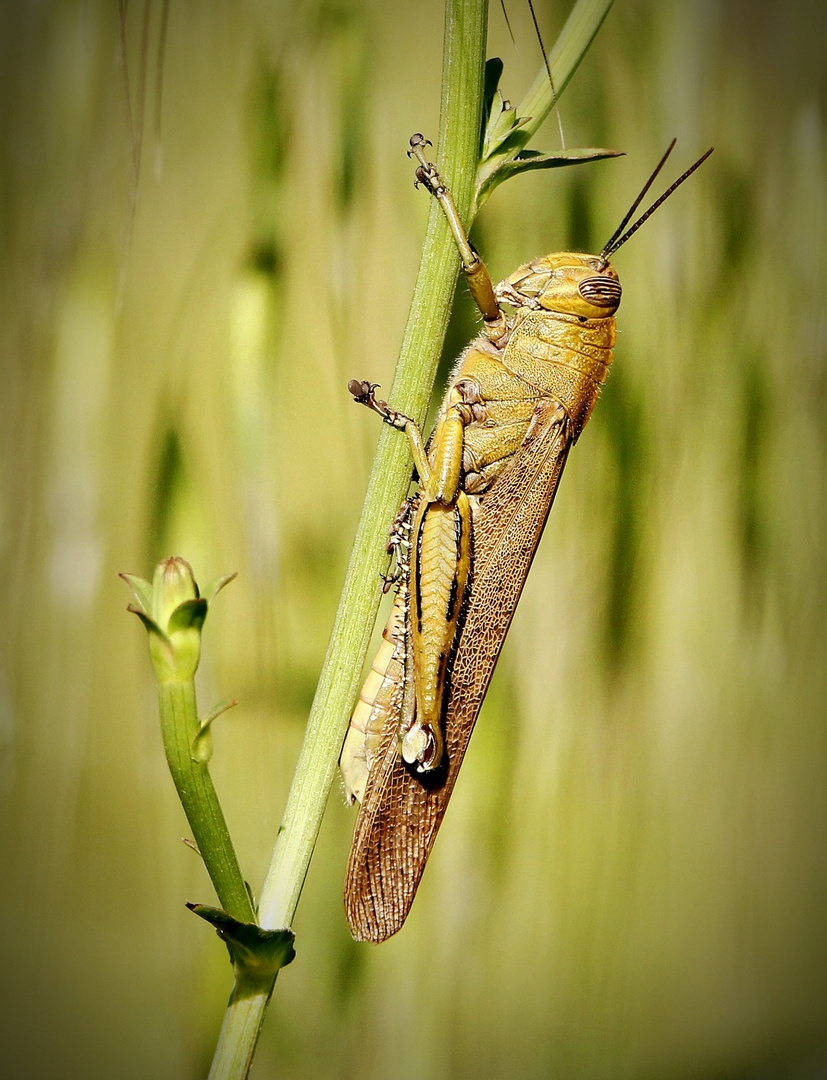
(407, 134, 508, 345)
(348, 380, 432, 485)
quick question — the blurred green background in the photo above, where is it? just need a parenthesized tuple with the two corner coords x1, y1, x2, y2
(2, 1, 826, 1077)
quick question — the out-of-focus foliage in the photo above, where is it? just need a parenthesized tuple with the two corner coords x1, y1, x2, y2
(1, 2, 826, 1078)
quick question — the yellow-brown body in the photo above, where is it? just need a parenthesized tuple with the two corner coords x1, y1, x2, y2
(341, 251, 620, 941)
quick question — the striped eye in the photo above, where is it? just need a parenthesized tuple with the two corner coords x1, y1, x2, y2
(578, 276, 622, 307)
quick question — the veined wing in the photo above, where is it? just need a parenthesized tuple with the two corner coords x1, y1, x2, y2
(345, 397, 571, 942)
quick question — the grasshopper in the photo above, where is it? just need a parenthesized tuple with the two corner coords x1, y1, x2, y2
(341, 134, 712, 943)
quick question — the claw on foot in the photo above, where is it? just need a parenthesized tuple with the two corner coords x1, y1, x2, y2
(407, 133, 431, 156)
(348, 379, 379, 404)
(348, 379, 390, 419)
(347, 378, 411, 431)
(407, 133, 445, 196)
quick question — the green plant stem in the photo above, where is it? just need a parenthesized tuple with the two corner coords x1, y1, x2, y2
(158, 679, 255, 923)
(160, 675, 271, 1080)
(257, 0, 490, 932)
(207, 978, 274, 1080)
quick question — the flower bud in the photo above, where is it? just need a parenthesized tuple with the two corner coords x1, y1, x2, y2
(153, 557, 199, 626)
(122, 558, 218, 683)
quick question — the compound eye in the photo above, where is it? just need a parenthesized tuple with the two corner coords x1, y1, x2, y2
(578, 276, 622, 307)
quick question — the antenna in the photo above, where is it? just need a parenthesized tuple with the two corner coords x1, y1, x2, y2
(600, 139, 677, 256)
(600, 144, 714, 263)
(499, 0, 516, 45)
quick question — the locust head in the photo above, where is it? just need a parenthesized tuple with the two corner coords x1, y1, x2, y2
(497, 252, 621, 319)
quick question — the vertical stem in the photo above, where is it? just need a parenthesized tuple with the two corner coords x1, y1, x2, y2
(158, 679, 255, 923)
(207, 983, 273, 1080)
(257, 0, 490, 932)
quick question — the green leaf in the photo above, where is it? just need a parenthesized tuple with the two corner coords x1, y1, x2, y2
(202, 572, 238, 604)
(481, 95, 532, 162)
(476, 147, 623, 204)
(191, 727, 213, 764)
(200, 698, 238, 726)
(187, 904, 296, 980)
(168, 597, 208, 634)
(480, 57, 504, 152)
(120, 573, 152, 614)
(126, 605, 170, 647)
(191, 699, 238, 763)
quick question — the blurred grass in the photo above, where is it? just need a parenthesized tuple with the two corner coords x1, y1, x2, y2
(1, 1, 826, 1078)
